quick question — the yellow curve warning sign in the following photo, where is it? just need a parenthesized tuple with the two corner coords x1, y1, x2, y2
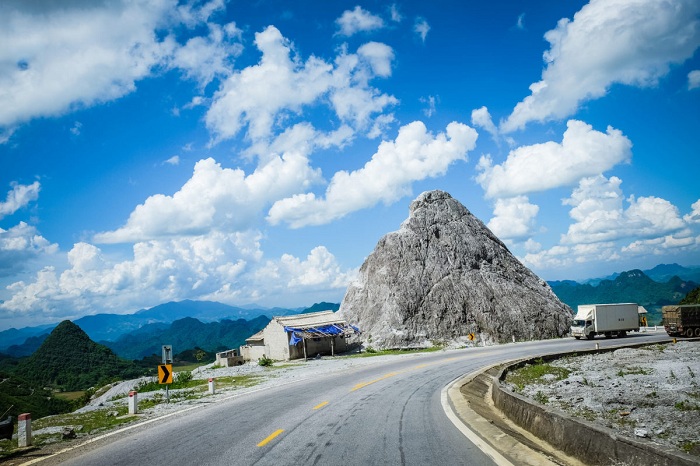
(158, 364, 173, 384)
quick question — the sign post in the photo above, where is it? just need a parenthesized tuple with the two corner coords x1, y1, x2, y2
(160, 345, 173, 402)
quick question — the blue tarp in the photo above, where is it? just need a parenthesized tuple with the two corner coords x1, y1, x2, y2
(284, 324, 361, 346)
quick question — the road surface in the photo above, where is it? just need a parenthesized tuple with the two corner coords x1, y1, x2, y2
(33, 332, 670, 466)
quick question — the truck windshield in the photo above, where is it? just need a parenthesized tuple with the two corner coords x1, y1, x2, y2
(572, 319, 586, 327)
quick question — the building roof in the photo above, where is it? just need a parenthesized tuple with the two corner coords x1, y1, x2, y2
(272, 310, 347, 329)
(245, 330, 264, 343)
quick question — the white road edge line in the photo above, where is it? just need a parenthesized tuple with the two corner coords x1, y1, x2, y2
(441, 371, 515, 466)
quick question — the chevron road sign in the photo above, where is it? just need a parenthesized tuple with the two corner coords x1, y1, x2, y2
(158, 364, 173, 384)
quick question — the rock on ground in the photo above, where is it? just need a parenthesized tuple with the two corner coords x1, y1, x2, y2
(504, 341, 700, 457)
(339, 190, 572, 348)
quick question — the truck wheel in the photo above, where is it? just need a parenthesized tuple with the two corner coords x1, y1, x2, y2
(695, 328, 700, 337)
(586, 333, 595, 340)
(574, 336, 580, 340)
(618, 331, 627, 338)
(687, 329, 694, 338)
(604, 332, 612, 338)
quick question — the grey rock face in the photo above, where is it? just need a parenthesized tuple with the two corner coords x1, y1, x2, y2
(338, 190, 572, 348)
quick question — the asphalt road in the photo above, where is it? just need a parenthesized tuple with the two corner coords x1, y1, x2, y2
(34, 332, 671, 466)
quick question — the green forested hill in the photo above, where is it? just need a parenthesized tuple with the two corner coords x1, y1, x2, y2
(15, 321, 145, 391)
(550, 270, 698, 324)
(0, 371, 72, 420)
(681, 286, 700, 304)
(103, 315, 270, 360)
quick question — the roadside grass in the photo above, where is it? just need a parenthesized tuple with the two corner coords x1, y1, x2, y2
(349, 346, 443, 358)
(15, 407, 138, 449)
(54, 391, 86, 402)
(505, 358, 571, 392)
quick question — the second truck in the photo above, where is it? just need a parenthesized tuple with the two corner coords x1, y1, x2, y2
(571, 303, 639, 340)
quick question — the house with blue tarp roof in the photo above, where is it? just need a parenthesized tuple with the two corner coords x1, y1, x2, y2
(240, 310, 361, 361)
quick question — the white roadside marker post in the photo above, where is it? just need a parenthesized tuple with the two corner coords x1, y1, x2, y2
(128, 390, 138, 415)
(18, 413, 32, 447)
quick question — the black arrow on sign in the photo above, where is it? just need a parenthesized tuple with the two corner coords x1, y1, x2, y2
(160, 364, 171, 384)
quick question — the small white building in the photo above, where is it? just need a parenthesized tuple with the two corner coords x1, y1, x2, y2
(240, 311, 360, 362)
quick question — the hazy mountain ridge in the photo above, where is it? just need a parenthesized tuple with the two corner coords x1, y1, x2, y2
(102, 315, 271, 360)
(549, 268, 699, 324)
(0, 302, 334, 358)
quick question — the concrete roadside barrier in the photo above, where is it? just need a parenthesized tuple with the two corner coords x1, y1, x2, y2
(208, 378, 216, 395)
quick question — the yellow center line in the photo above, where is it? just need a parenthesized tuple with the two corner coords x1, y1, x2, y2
(351, 371, 400, 391)
(257, 429, 284, 447)
(313, 401, 329, 410)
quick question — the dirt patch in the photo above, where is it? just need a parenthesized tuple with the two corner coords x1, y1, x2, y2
(503, 341, 700, 457)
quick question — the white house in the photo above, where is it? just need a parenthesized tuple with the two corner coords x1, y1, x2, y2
(240, 311, 360, 361)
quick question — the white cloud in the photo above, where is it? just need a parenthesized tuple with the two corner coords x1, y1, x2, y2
(622, 230, 699, 256)
(0, 1, 176, 130)
(684, 200, 700, 224)
(0, 222, 58, 277)
(0, 0, 245, 138)
(516, 13, 526, 31)
(523, 175, 696, 271)
(94, 156, 321, 243)
(171, 22, 243, 87)
(421, 96, 437, 118)
(470, 106, 498, 142)
(205, 26, 397, 144)
(689, 70, 700, 90)
(487, 196, 539, 240)
(0, 181, 40, 219)
(267, 121, 478, 228)
(164, 155, 180, 166)
(477, 120, 631, 198)
(357, 42, 394, 78)
(561, 175, 686, 245)
(336, 6, 384, 36)
(501, 0, 700, 132)
(414, 17, 430, 42)
(0, 231, 353, 320)
(390, 4, 403, 23)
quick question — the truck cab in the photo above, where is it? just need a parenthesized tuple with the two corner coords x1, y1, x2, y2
(571, 318, 593, 339)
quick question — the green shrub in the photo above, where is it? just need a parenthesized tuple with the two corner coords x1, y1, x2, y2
(258, 356, 274, 367)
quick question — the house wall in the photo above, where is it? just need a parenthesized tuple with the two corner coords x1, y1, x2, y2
(263, 320, 292, 360)
(240, 343, 265, 362)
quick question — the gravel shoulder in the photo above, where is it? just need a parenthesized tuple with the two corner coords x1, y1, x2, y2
(503, 341, 700, 457)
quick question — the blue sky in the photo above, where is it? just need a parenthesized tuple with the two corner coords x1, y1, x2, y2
(1, 0, 699, 331)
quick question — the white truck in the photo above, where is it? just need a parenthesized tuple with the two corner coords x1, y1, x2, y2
(570, 303, 639, 340)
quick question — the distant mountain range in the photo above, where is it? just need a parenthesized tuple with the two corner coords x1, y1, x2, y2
(0, 301, 338, 358)
(549, 265, 700, 325)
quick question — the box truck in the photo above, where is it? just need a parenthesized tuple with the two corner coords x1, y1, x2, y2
(663, 305, 700, 337)
(571, 303, 639, 340)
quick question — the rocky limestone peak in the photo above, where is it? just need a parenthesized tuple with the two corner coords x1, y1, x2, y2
(338, 190, 572, 348)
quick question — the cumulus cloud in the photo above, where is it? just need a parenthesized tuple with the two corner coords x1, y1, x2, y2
(487, 196, 539, 240)
(0, 222, 58, 277)
(561, 175, 686, 245)
(0, 231, 353, 320)
(477, 120, 631, 199)
(689, 70, 700, 90)
(205, 26, 397, 144)
(523, 175, 696, 271)
(414, 17, 430, 42)
(470, 106, 498, 142)
(0, 0, 242, 137)
(684, 200, 700, 224)
(267, 121, 478, 228)
(94, 156, 322, 243)
(336, 6, 384, 36)
(0, 181, 40, 219)
(171, 21, 243, 87)
(501, 0, 700, 132)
